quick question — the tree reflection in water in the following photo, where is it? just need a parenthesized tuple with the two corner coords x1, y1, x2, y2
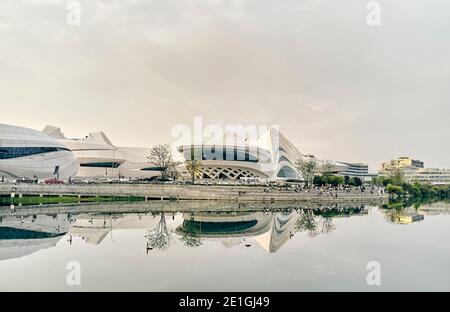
(295, 209, 336, 237)
(179, 213, 203, 248)
(146, 213, 171, 252)
(180, 232, 202, 248)
(320, 217, 336, 234)
(143, 206, 364, 252)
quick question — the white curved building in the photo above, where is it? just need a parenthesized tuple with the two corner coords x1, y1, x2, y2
(43, 126, 161, 180)
(0, 124, 79, 180)
(177, 128, 347, 181)
(39, 125, 348, 182)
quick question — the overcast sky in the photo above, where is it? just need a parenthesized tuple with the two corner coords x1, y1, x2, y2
(1, 0, 449, 171)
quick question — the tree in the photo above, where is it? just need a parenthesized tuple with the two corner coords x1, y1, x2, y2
(147, 144, 174, 180)
(386, 184, 404, 196)
(389, 169, 404, 186)
(295, 210, 319, 237)
(180, 231, 203, 248)
(321, 159, 335, 178)
(185, 159, 202, 184)
(331, 175, 345, 186)
(321, 217, 336, 235)
(350, 177, 363, 187)
(344, 175, 351, 185)
(146, 213, 171, 252)
(295, 158, 318, 188)
(313, 175, 324, 186)
(295, 210, 337, 237)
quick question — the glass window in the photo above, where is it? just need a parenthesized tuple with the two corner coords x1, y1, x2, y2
(80, 162, 121, 168)
(0, 147, 70, 160)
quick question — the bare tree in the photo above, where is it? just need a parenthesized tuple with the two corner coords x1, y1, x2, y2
(146, 213, 171, 251)
(295, 158, 318, 187)
(321, 159, 335, 177)
(147, 144, 174, 180)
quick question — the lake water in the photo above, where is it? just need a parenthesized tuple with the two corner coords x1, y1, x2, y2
(0, 201, 449, 291)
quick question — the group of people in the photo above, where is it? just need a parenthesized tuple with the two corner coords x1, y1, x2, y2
(262, 183, 385, 197)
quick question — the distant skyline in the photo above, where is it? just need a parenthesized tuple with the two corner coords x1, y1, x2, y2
(1, 0, 450, 172)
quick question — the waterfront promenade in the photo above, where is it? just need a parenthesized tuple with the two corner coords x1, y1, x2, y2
(0, 183, 387, 204)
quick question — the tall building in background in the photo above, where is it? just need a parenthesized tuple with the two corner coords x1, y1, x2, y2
(380, 156, 450, 185)
(336, 162, 369, 180)
(380, 157, 424, 173)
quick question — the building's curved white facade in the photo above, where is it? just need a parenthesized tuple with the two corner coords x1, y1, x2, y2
(0, 124, 79, 180)
(58, 135, 126, 179)
(38, 125, 349, 182)
(43, 126, 161, 180)
(177, 128, 346, 181)
(177, 128, 295, 180)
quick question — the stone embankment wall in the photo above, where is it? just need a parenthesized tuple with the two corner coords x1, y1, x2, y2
(0, 183, 387, 204)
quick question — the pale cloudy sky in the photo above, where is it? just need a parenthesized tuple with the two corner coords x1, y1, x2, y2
(1, 0, 449, 171)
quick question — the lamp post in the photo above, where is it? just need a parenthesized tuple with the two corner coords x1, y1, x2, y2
(112, 147, 119, 179)
(112, 148, 115, 179)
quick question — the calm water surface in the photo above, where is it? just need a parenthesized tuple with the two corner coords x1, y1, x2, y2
(0, 201, 449, 291)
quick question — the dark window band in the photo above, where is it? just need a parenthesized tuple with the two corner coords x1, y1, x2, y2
(140, 167, 166, 171)
(183, 147, 259, 163)
(80, 162, 121, 168)
(0, 147, 70, 160)
(180, 220, 258, 235)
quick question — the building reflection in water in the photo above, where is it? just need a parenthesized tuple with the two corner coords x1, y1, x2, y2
(0, 213, 70, 261)
(175, 207, 367, 253)
(387, 209, 425, 224)
(7, 201, 447, 261)
(381, 201, 450, 225)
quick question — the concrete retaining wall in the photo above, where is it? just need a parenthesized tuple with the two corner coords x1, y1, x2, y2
(0, 183, 387, 204)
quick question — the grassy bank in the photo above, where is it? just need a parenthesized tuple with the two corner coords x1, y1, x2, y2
(0, 195, 144, 206)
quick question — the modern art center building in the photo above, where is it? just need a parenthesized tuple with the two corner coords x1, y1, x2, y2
(1, 123, 359, 183)
(0, 124, 79, 180)
(43, 126, 162, 180)
(177, 128, 348, 181)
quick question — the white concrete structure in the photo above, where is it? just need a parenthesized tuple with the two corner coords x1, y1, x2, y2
(43, 126, 160, 180)
(70, 214, 161, 245)
(40, 125, 348, 182)
(177, 128, 347, 181)
(0, 124, 79, 180)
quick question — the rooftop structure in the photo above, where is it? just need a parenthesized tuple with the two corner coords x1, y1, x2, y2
(380, 157, 424, 173)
